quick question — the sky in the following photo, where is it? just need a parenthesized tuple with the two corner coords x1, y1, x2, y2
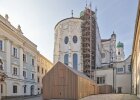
(0, 0, 138, 62)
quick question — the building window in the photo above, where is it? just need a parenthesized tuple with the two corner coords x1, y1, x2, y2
(13, 47, 18, 57)
(0, 59, 3, 70)
(23, 71, 26, 78)
(13, 67, 17, 75)
(117, 68, 123, 72)
(73, 53, 78, 70)
(97, 76, 105, 84)
(32, 74, 34, 80)
(0, 40, 3, 51)
(73, 36, 78, 43)
(42, 68, 43, 74)
(23, 54, 26, 62)
(64, 54, 68, 65)
(24, 85, 26, 93)
(128, 65, 131, 72)
(1, 84, 3, 93)
(101, 53, 105, 58)
(13, 85, 17, 93)
(38, 77, 40, 83)
(32, 59, 34, 66)
(118, 52, 120, 55)
(37, 66, 39, 72)
(64, 36, 69, 44)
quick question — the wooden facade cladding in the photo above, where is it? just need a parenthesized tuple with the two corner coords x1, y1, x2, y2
(42, 62, 98, 100)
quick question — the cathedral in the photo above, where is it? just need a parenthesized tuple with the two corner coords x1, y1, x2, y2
(53, 6, 131, 93)
(54, 6, 126, 74)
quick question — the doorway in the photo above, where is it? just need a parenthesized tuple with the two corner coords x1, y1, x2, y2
(118, 87, 122, 93)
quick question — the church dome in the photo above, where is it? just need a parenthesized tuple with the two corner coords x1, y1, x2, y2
(117, 41, 124, 48)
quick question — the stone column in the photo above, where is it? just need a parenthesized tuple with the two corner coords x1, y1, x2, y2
(5, 39, 11, 76)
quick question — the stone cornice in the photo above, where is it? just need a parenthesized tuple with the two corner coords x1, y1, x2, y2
(0, 15, 38, 53)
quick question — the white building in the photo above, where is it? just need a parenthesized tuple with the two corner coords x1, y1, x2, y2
(101, 33, 117, 67)
(96, 55, 131, 93)
(54, 18, 83, 71)
(53, 6, 132, 94)
(0, 14, 53, 98)
(54, 7, 102, 78)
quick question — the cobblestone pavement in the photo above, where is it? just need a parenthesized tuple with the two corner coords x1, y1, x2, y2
(2, 94, 140, 100)
(81, 94, 140, 100)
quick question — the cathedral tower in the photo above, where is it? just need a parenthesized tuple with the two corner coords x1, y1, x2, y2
(116, 41, 125, 61)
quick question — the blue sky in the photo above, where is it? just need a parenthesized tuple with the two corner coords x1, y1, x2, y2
(0, 0, 138, 62)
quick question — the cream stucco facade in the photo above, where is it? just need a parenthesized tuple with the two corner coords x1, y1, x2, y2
(37, 53, 53, 94)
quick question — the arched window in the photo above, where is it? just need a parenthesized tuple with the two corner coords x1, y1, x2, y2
(64, 54, 69, 65)
(73, 36, 78, 43)
(73, 53, 78, 70)
(64, 36, 69, 44)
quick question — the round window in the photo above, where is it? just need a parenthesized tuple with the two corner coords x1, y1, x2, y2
(64, 36, 69, 44)
(73, 36, 77, 43)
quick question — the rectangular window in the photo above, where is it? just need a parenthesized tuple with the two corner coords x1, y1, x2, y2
(42, 68, 43, 74)
(13, 47, 18, 57)
(0, 40, 3, 51)
(1, 84, 3, 93)
(32, 74, 34, 80)
(38, 77, 40, 83)
(23, 54, 26, 62)
(96, 76, 105, 84)
(24, 85, 26, 93)
(128, 65, 131, 72)
(23, 71, 26, 78)
(0, 59, 3, 70)
(13, 67, 17, 75)
(117, 68, 124, 73)
(37, 66, 39, 72)
(13, 85, 17, 93)
(32, 59, 34, 66)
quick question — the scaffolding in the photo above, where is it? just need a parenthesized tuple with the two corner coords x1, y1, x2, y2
(80, 7, 96, 79)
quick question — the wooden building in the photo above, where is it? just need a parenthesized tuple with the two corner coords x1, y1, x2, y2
(42, 62, 98, 100)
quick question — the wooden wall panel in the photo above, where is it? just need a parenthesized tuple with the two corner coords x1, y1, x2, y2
(43, 62, 98, 100)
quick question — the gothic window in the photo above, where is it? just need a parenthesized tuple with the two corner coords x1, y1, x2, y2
(73, 53, 78, 70)
(64, 54, 68, 65)
(73, 36, 78, 43)
(64, 36, 69, 44)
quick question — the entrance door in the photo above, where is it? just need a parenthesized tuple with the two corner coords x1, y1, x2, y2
(118, 87, 122, 93)
(58, 86, 64, 99)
